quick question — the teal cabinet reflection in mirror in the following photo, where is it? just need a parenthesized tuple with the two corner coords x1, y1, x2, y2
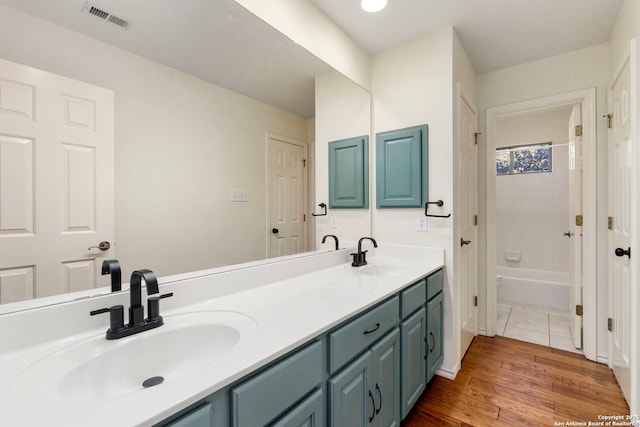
(376, 125, 428, 208)
(328, 136, 369, 208)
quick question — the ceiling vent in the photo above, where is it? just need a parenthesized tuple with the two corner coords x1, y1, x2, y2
(82, 2, 130, 29)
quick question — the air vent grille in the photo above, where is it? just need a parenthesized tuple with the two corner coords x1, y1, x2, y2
(82, 2, 130, 29)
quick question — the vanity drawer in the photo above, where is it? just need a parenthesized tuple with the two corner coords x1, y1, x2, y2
(400, 280, 426, 318)
(427, 269, 444, 301)
(328, 296, 399, 374)
(231, 341, 322, 427)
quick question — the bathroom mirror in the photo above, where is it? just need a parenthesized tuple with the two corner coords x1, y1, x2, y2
(0, 0, 372, 311)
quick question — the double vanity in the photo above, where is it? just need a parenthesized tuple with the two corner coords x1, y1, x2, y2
(0, 244, 444, 426)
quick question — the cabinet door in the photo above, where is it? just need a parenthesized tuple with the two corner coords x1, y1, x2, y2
(400, 307, 426, 419)
(271, 389, 323, 427)
(328, 136, 369, 208)
(427, 292, 444, 382)
(375, 125, 428, 208)
(329, 351, 373, 427)
(370, 329, 400, 427)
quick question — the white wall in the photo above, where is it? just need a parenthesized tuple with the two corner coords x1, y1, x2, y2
(0, 5, 310, 279)
(371, 27, 459, 376)
(495, 108, 572, 273)
(233, 0, 371, 90)
(476, 43, 610, 358)
(314, 69, 372, 248)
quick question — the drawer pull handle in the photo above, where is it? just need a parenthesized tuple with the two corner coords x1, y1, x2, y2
(363, 323, 380, 335)
(423, 337, 428, 360)
(429, 332, 435, 353)
(375, 383, 382, 414)
(368, 390, 375, 422)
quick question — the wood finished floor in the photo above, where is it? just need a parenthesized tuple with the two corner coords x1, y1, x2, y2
(402, 335, 629, 427)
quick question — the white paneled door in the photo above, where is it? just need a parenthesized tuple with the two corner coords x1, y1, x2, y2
(268, 135, 307, 258)
(459, 91, 478, 356)
(0, 59, 114, 304)
(608, 53, 632, 404)
(567, 103, 583, 349)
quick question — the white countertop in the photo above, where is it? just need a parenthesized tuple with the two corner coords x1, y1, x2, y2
(0, 245, 444, 427)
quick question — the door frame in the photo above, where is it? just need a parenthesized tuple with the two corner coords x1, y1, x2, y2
(265, 133, 309, 258)
(485, 88, 597, 361)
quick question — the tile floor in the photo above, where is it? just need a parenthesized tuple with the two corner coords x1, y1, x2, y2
(496, 304, 582, 354)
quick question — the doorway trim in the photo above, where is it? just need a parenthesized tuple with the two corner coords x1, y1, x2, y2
(485, 88, 597, 361)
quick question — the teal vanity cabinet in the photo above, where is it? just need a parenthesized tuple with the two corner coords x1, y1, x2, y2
(231, 341, 323, 427)
(376, 125, 428, 208)
(399, 280, 427, 419)
(328, 297, 400, 427)
(162, 403, 213, 427)
(155, 268, 445, 427)
(426, 270, 444, 382)
(328, 136, 369, 209)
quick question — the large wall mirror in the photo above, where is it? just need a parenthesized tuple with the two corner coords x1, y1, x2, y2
(0, 0, 371, 311)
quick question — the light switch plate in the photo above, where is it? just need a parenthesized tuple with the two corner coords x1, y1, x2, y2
(330, 215, 337, 229)
(231, 189, 249, 202)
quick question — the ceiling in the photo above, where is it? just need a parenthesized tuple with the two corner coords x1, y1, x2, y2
(0, 0, 331, 118)
(310, 0, 623, 74)
(0, 0, 624, 117)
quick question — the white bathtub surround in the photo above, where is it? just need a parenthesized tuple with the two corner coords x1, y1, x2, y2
(497, 304, 581, 354)
(496, 266, 571, 312)
(0, 244, 444, 427)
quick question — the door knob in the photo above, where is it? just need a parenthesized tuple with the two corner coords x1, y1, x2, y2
(563, 231, 573, 238)
(461, 238, 471, 247)
(88, 241, 111, 251)
(615, 247, 631, 258)
(272, 228, 279, 234)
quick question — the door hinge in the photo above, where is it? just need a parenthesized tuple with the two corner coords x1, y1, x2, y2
(474, 132, 481, 145)
(303, 214, 306, 222)
(603, 113, 613, 129)
(575, 125, 583, 137)
(302, 159, 306, 167)
(608, 217, 613, 230)
(608, 318, 613, 332)
(575, 215, 583, 227)
(473, 215, 478, 226)
(576, 304, 583, 316)
(473, 296, 478, 307)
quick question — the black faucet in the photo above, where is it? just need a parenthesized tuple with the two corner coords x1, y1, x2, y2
(90, 269, 173, 340)
(351, 237, 378, 267)
(321, 234, 339, 250)
(101, 259, 121, 292)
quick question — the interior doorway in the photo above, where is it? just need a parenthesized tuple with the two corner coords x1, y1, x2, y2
(485, 89, 597, 361)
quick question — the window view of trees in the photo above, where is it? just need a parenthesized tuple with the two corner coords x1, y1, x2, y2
(496, 143, 552, 175)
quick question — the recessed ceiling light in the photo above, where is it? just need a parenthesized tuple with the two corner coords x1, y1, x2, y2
(361, 0, 387, 13)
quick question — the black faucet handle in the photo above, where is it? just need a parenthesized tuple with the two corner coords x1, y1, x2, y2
(147, 292, 173, 322)
(90, 305, 125, 335)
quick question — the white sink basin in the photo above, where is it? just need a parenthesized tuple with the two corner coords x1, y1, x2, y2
(10, 311, 257, 400)
(358, 264, 409, 277)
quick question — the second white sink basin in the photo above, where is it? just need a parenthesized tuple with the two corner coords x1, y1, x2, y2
(358, 264, 409, 277)
(10, 311, 257, 400)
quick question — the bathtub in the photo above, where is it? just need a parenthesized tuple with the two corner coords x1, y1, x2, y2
(496, 266, 571, 313)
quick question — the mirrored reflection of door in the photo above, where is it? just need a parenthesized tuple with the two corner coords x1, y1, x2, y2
(608, 55, 632, 404)
(268, 135, 307, 258)
(567, 103, 583, 349)
(0, 59, 114, 303)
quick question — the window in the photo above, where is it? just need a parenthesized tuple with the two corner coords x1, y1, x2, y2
(496, 142, 552, 175)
